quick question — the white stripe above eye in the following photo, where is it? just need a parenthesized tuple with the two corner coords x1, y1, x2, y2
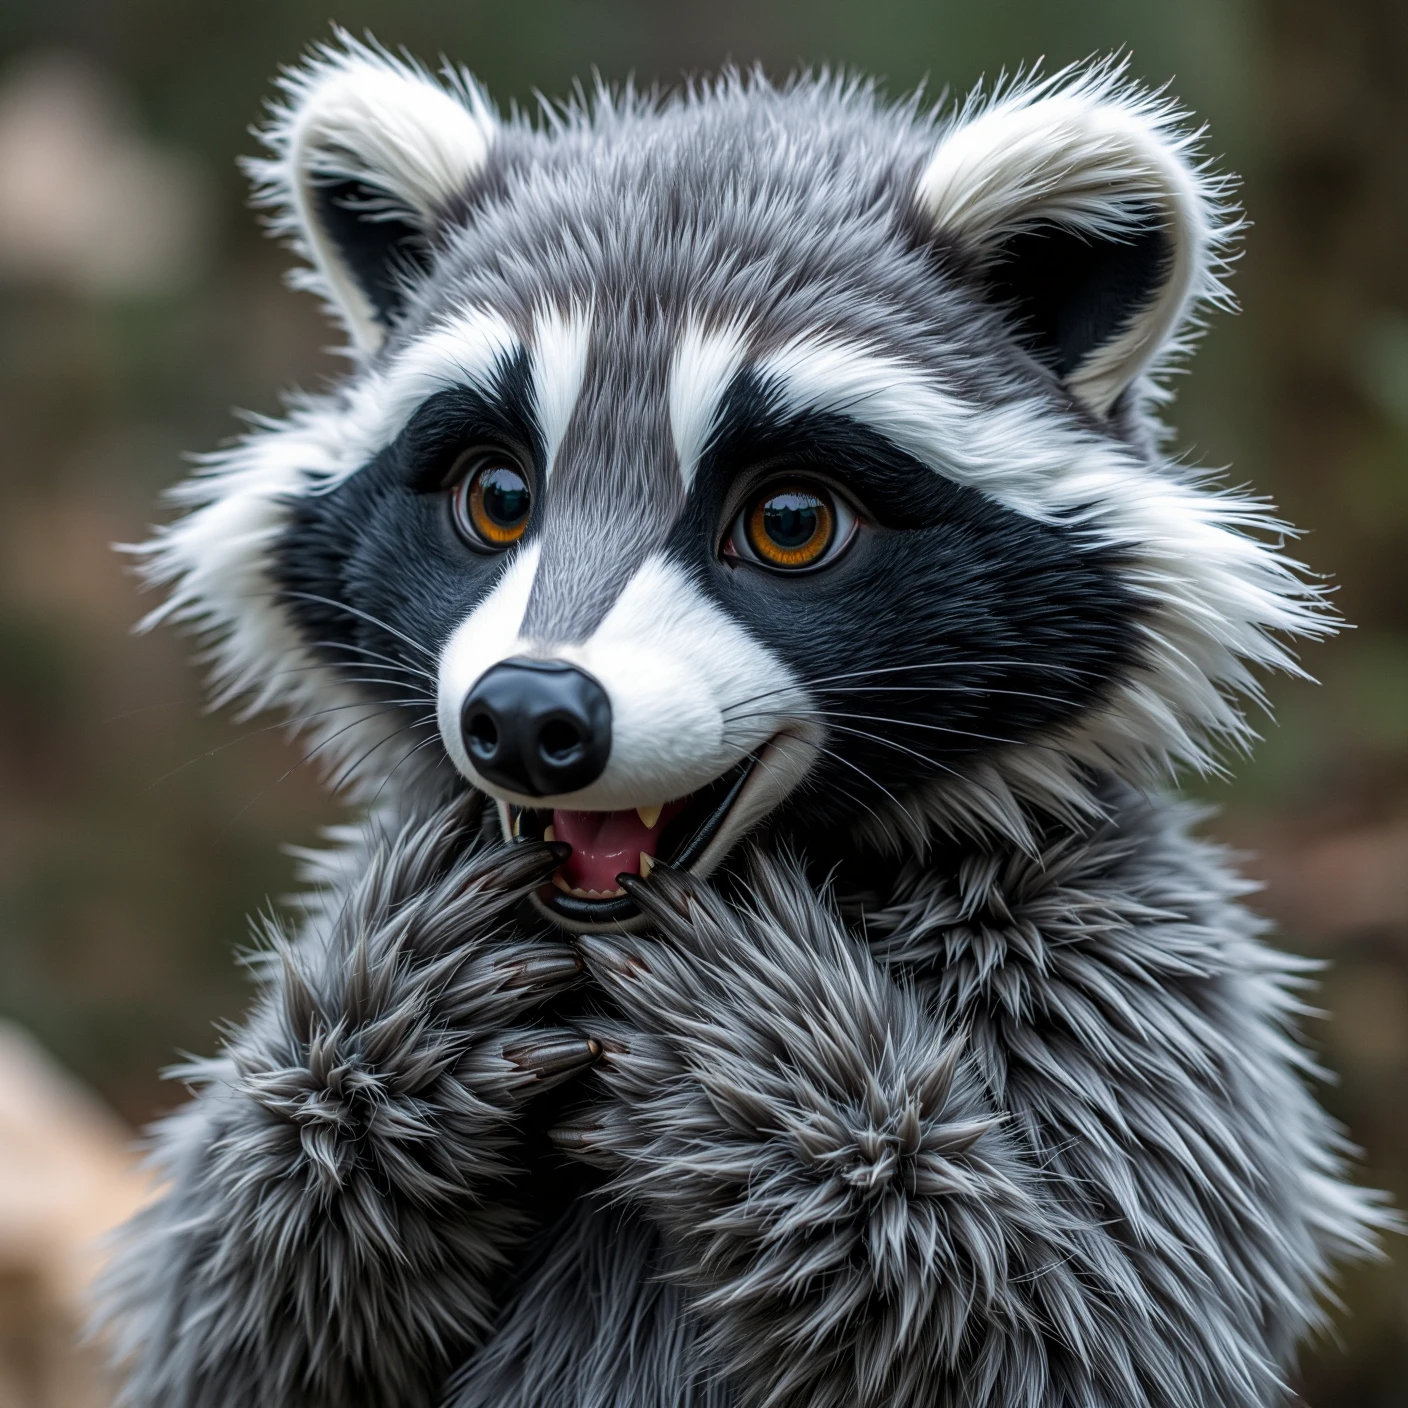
(317, 303, 523, 488)
(752, 331, 1187, 521)
(669, 318, 750, 489)
(754, 334, 1065, 518)
(530, 302, 592, 482)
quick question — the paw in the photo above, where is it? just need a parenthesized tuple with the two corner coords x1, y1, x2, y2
(554, 863, 1018, 1275)
(239, 836, 593, 1181)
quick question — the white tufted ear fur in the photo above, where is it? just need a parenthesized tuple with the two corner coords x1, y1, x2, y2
(246, 32, 496, 355)
(916, 63, 1237, 416)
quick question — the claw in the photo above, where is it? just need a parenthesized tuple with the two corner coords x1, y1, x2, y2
(568, 1027, 629, 1071)
(548, 1114, 620, 1169)
(467, 840, 568, 895)
(619, 868, 693, 920)
(547, 1116, 598, 1151)
(499, 949, 582, 991)
(502, 1034, 601, 1080)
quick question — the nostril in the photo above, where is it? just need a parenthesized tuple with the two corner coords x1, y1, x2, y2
(466, 710, 499, 758)
(538, 717, 584, 762)
(460, 658, 611, 796)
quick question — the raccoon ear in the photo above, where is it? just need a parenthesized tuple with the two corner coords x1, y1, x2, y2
(915, 68, 1234, 416)
(248, 37, 495, 354)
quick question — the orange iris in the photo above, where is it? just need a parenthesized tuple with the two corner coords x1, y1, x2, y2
(460, 462, 531, 546)
(745, 485, 835, 568)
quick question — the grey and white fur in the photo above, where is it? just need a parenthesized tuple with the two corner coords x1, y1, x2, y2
(99, 33, 1391, 1407)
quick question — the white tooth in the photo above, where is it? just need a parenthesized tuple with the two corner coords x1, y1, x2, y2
(551, 873, 573, 893)
(637, 804, 662, 830)
(543, 824, 556, 842)
(639, 852, 655, 879)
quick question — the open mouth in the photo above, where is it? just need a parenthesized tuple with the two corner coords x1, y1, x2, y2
(508, 757, 756, 923)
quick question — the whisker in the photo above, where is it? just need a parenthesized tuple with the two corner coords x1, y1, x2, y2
(254, 662, 434, 695)
(723, 731, 885, 838)
(723, 680, 1080, 716)
(365, 730, 446, 808)
(812, 718, 991, 774)
(720, 658, 1099, 715)
(815, 727, 1025, 831)
(804, 741, 912, 820)
(726, 707, 1024, 750)
(306, 638, 438, 682)
(248, 659, 438, 700)
(326, 712, 440, 795)
(143, 700, 417, 792)
(800, 657, 1097, 688)
(764, 720, 1025, 826)
(303, 676, 435, 700)
(276, 590, 438, 662)
(791, 752, 894, 838)
(226, 711, 437, 823)
(101, 699, 191, 724)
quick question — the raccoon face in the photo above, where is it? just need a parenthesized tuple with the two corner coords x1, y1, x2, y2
(144, 39, 1324, 931)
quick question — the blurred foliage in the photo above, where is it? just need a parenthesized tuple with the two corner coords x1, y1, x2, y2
(0, 0, 1403, 1400)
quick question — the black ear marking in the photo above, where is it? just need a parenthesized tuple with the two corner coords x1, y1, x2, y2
(313, 178, 433, 326)
(985, 219, 1173, 380)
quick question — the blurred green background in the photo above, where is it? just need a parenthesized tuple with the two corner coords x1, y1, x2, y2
(0, 0, 1403, 1400)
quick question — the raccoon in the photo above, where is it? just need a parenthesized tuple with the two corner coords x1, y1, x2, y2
(99, 34, 1389, 1408)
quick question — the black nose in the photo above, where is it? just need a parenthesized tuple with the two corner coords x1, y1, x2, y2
(461, 658, 612, 797)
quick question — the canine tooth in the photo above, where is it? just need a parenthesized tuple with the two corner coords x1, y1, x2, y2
(543, 824, 556, 842)
(639, 852, 655, 879)
(637, 804, 661, 829)
(551, 873, 574, 894)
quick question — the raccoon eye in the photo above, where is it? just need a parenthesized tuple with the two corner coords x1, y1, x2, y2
(725, 481, 855, 572)
(450, 451, 532, 550)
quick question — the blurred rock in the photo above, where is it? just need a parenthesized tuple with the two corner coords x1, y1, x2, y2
(0, 1021, 149, 1408)
(0, 54, 209, 298)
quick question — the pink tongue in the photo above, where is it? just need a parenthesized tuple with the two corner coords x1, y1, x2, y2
(552, 803, 684, 894)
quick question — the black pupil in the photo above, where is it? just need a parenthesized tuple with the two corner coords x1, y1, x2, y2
(763, 493, 822, 549)
(480, 466, 530, 526)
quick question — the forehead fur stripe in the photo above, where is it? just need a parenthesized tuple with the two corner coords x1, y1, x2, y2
(670, 320, 751, 488)
(530, 304, 593, 482)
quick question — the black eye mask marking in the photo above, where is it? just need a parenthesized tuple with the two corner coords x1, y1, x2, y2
(270, 351, 1146, 851)
(271, 354, 539, 725)
(671, 372, 1147, 842)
